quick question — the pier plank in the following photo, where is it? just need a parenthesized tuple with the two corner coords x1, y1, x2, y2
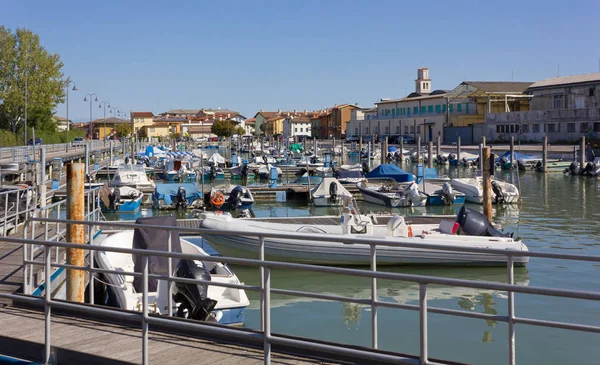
(0, 306, 338, 365)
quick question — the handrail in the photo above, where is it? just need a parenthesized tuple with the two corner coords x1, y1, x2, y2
(11, 218, 600, 365)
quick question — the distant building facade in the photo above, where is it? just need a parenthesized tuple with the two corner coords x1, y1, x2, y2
(485, 73, 600, 142)
(283, 116, 312, 138)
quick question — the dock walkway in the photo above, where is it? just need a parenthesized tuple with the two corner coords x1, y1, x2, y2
(0, 306, 336, 365)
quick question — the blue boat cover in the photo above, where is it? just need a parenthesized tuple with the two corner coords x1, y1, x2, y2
(153, 183, 202, 205)
(496, 151, 538, 162)
(388, 146, 397, 152)
(366, 164, 414, 182)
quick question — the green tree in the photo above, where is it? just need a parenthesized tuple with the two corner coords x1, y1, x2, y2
(234, 126, 245, 136)
(115, 123, 132, 137)
(0, 27, 65, 137)
(211, 119, 237, 138)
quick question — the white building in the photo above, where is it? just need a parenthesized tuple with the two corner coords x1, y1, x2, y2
(347, 67, 454, 142)
(283, 116, 312, 138)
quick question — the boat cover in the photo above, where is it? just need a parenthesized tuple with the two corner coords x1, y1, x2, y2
(337, 169, 363, 179)
(388, 146, 397, 152)
(208, 153, 225, 165)
(312, 177, 352, 197)
(366, 164, 414, 182)
(132, 216, 182, 292)
(290, 143, 303, 153)
(153, 183, 202, 205)
(496, 151, 538, 162)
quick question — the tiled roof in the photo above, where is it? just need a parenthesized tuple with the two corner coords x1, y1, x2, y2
(164, 109, 201, 115)
(528, 73, 600, 89)
(90, 117, 129, 125)
(291, 116, 311, 123)
(245, 118, 256, 125)
(132, 112, 154, 118)
(462, 81, 532, 93)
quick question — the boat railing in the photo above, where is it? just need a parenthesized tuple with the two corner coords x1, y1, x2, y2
(5, 218, 600, 365)
(0, 185, 38, 237)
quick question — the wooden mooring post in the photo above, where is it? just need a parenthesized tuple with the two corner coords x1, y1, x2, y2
(66, 163, 86, 303)
(399, 136, 404, 167)
(580, 136, 586, 169)
(417, 136, 422, 164)
(428, 141, 433, 168)
(542, 136, 548, 172)
(482, 147, 493, 222)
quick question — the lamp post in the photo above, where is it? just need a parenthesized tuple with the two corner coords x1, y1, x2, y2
(20, 63, 39, 145)
(65, 80, 77, 149)
(83, 93, 99, 139)
(98, 101, 110, 145)
(110, 107, 120, 140)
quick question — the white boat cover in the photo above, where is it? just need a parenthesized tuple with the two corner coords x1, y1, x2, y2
(311, 177, 352, 198)
(208, 153, 225, 165)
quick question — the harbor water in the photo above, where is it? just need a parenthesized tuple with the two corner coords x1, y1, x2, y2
(98, 150, 600, 365)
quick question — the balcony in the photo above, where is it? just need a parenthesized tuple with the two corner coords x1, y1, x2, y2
(485, 107, 600, 124)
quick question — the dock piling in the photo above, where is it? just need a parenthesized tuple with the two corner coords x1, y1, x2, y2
(542, 136, 548, 172)
(428, 141, 433, 168)
(457, 136, 461, 163)
(482, 147, 492, 222)
(580, 136, 586, 169)
(478, 143, 483, 172)
(84, 143, 89, 176)
(66, 163, 86, 303)
(417, 136, 421, 164)
(436, 136, 441, 158)
(39, 147, 46, 208)
(399, 136, 404, 167)
(384, 136, 388, 164)
(359, 136, 363, 158)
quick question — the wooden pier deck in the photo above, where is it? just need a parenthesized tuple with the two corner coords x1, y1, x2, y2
(0, 306, 338, 365)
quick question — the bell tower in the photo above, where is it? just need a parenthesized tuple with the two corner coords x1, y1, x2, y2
(415, 67, 431, 94)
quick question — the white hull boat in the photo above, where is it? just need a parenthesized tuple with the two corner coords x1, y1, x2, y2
(199, 207, 529, 267)
(451, 177, 519, 204)
(357, 181, 427, 207)
(111, 165, 155, 190)
(93, 217, 250, 325)
(310, 177, 352, 207)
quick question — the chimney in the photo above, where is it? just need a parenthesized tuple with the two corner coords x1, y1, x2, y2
(277, 109, 281, 113)
(293, 109, 296, 113)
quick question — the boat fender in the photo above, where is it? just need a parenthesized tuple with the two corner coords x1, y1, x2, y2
(210, 191, 225, 208)
(407, 225, 413, 237)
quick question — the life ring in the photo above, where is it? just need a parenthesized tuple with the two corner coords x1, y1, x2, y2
(210, 191, 225, 207)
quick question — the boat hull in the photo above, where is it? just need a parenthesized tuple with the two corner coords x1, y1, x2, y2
(100, 196, 142, 213)
(427, 194, 466, 206)
(312, 196, 344, 207)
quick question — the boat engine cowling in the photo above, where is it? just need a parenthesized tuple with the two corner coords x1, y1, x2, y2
(441, 182, 454, 205)
(329, 181, 338, 202)
(176, 186, 188, 210)
(174, 259, 217, 321)
(456, 206, 512, 238)
(387, 215, 410, 237)
(491, 181, 505, 204)
(109, 188, 120, 211)
(227, 186, 244, 208)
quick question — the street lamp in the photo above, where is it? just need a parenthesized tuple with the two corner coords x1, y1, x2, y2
(19, 63, 39, 145)
(65, 80, 77, 147)
(84, 93, 99, 139)
(98, 101, 110, 143)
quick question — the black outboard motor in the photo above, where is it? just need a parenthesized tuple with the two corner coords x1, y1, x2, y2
(210, 163, 217, 179)
(176, 186, 188, 210)
(240, 163, 248, 178)
(108, 187, 120, 211)
(565, 161, 579, 175)
(456, 206, 512, 238)
(329, 181, 338, 202)
(491, 180, 505, 204)
(174, 259, 217, 321)
(311, 155, 317, 164)
(582, 162, 595, 176)
(362, 161, 370, 175)
(124, 156, 130, 165)
(226, 186, 244, 209)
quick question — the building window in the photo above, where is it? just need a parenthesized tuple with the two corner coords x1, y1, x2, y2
(580, 123, 589, 132)
(522, 124, 529, 133)
(533, 124, 540, 133)
(427, 105, 433, 114)
(421, 106, 426, 114)
(295, 128, 298, 133)
(410, 126, 415, 133)
(516, 125, 520, 133)
(590, 88, 595, 97)
(385, 127, 389, 134)
(435, 105, 441, 114)
(414, 107, 419, 115)
(417, 126, 421, 133)
(149, 128, 155, 132)
(355, 127, 358, 134)
(595, 123, 600, 132)
(496, 125, 501, 133)
(396, 126, 400, 134)
(567, 123, 576, 132)
(407, 108, 411, 116)
(553, 94, 564, 110)
(466, 104, 470, 114)
(442, 104, 447, 113)
(547, 124, 555, 133)
(405, 126, 409, 134)
(392, 109, 395, 117)
(510, 125, 515, 133)
(449, 104, 454, 113)
(457, 103, 462, 112)
(365, 127, 369, 134)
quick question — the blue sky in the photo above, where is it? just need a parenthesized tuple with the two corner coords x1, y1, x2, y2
(2, 0, 599, 122)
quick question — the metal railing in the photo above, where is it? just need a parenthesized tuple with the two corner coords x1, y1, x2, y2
(0, 140, 129, 163)
(1, 218, 598, 364)
(0, 186, 38, 237)
(22, 187, 102, 295)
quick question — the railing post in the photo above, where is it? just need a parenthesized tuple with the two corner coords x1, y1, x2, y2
(259, 236, 265, 331)
(142, 255, 149, 365)
(44, 244, 52, 364)
(88, 225, 95, 305)
(419, 283, 428, 365)
(263, 266, 271, 365)
(370, 245, 378, 349)
(508, 256, 515, 365)
(168, 232, 173, 317)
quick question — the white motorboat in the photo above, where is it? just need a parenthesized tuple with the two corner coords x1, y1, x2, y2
(257, 164, 282, 178)
(110, 165, 155, 190)
(199, 206, 529, 266)
(99, 185, 143, 213)
(451, 177, 519, 204)
(334, 164, 366, 184)
(310, 177, 353, 207)
(357, 180, 427, 207)
(93, 217, 250, 325)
